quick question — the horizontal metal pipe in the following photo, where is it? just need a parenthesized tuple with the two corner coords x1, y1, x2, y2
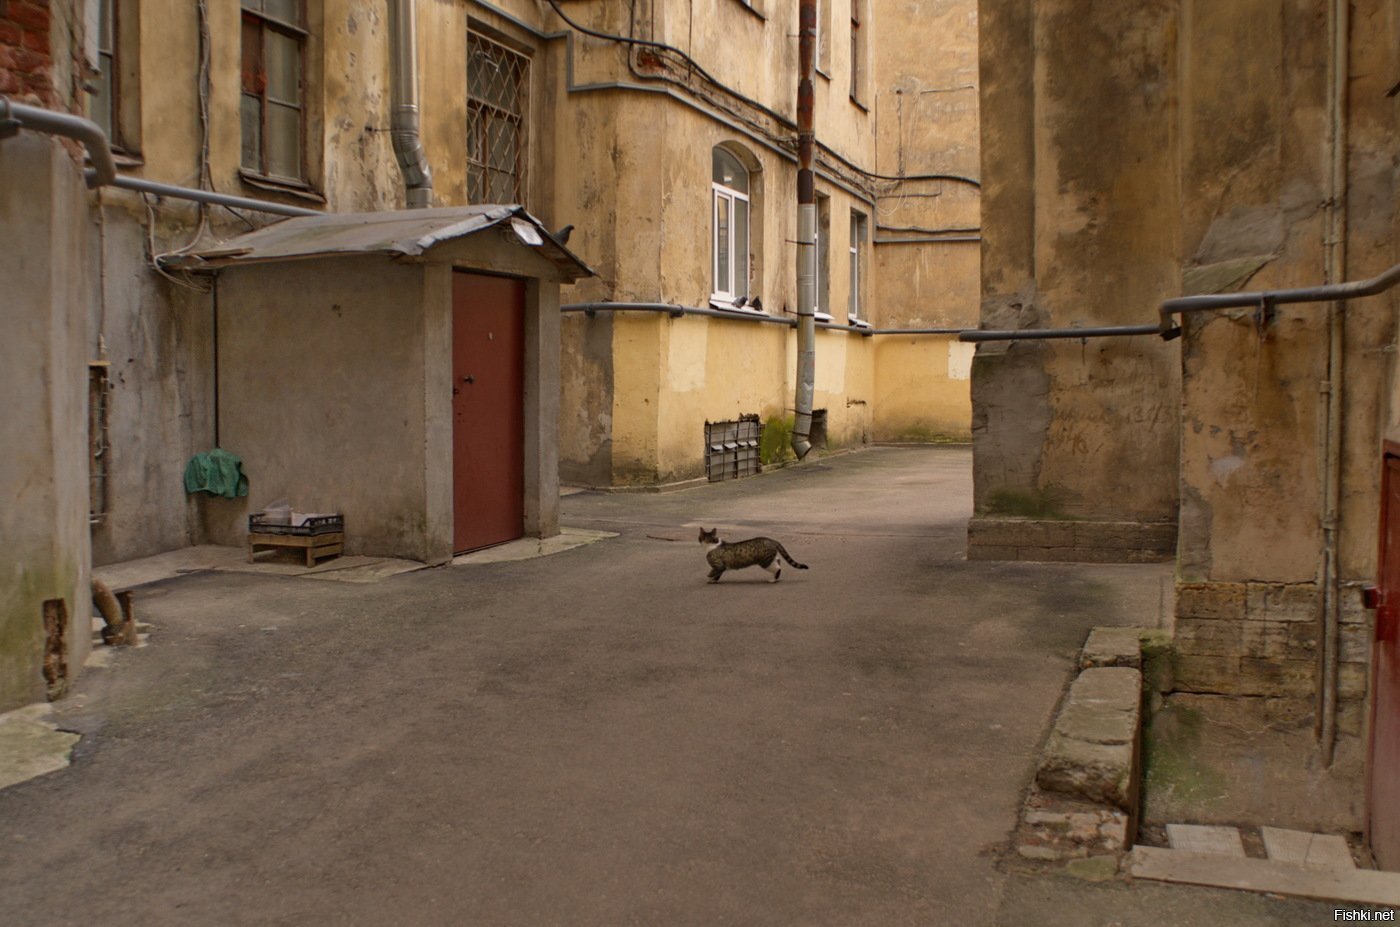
(562, 301, 798, 327)
(6, 95, 320, 217)
(959, 324, 1162, 343)
(1159, 261, 1400, 326)
(874, 236, 981, 245)
(561, 303, 967, 337)
(96, 174, 322, 217)
(6, 98, 116, 187)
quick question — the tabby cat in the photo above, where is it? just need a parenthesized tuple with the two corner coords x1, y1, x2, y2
(698, 527, 809, 583)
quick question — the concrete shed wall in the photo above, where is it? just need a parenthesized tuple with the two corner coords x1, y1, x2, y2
(208, 258, 434, 562)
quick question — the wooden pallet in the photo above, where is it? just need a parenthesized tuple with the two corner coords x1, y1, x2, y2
(247, 531, 344, 568)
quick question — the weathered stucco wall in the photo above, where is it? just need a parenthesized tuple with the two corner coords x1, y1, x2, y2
(88, 206, 213, 566)
(973, 0, 1181, 542)
(975, 0, 1398, 753)
(0, 135, 93, 711)
(209, 259, 433, 561)
(873, 336, 974, 442)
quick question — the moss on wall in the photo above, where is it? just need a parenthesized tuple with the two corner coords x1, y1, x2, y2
(761, 415, 794, 466)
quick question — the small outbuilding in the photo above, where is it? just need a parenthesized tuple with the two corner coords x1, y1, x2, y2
(172, 206, 592, 563)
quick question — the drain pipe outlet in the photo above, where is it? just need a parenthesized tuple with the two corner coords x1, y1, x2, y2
(791, 0, 818, 460)
(389, 0, 433, 208)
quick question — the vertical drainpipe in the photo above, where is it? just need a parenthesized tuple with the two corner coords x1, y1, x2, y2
(791, 0, 818, 459)
(1319, 0, 1349, 766)
(389, 0, 433, 208)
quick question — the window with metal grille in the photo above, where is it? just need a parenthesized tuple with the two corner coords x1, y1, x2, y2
(89, 364, 111, 524)
(705, 416, 763, 482)
(240, 0, 307, 182)
(468, 32, 530, 205)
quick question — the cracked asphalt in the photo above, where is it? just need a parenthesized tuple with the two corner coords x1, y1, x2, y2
(0, 446, 1335, 924)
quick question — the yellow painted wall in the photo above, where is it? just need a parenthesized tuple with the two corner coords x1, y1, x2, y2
(874, 336, 974, 443)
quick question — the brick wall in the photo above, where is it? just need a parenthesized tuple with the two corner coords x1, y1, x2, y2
(0, 0, 58, 106)
(1174, 580, 1374, 735)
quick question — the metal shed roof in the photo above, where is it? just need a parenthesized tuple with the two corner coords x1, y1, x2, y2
(165, 205, 593, 281)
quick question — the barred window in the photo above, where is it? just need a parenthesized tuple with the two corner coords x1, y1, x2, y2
(468, 32, 530, 205)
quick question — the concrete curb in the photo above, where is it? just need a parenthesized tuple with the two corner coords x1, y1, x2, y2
(1013, 627, 1150, 865)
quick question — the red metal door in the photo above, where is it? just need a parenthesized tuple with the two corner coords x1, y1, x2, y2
(451, 272, 525, 554)
(1369, 449, 1400, 869)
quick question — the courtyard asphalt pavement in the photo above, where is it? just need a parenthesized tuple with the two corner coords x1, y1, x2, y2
(0, 447, 1340, 924)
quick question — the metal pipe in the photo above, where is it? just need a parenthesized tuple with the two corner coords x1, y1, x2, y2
(5, 98, 116, 187)
(388, 0, 433, 208)
(1158, 263, 1400, 326)
(792, 0, 817, 460)
(5, 95, 319, 217)
(560, 302, 962, 337)
(94, 173, 321, 217)
(960, 324, 1162, 343)
(1319, 0, 1351, 767)
(562, 302, 797, 327)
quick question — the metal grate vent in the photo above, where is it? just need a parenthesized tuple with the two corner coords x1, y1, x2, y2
(467, 32, 529, 205)
(705, 415, 763, 482)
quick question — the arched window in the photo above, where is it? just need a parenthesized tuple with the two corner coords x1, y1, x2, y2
(712, 147, 751, 304)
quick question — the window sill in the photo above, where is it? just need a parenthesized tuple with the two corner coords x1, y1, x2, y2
(816, 67, 831, 82)
(710, 298, 769, 315)
(848, 316, 871, 329)
(849, 95, 870, 113)
(239, 169, 326, 204)
(111, 150, 144, 169)
(814, 311, 834, 323)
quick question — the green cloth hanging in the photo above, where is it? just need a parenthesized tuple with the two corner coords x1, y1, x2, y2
(183, 449, 249, 499)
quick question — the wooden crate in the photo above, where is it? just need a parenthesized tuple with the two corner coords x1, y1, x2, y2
(248, 531, 344, 567)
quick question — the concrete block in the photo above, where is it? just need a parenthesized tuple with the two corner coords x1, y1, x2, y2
(1166, 823, 1246, 857)
(1237, 658, 1315, 698)
(1287, 621, 1319, 661)
(1340, 583, 1373, 625)
(967, 518, 1073, 548)
(1340, 624, 1370, 665)
(1173, 654, 1243, 694)
(1081, 627, 1143, 669)
(1036, 733, 1135, 809)
(1339, 662, 1369, 701)
(1260, 827, 1355, 869)
(1241, 621, 1291, 660)
(1174, 618, 1242, 657)
(966, 543, 1019, 561)
(1176, 583, 1246, 621)
(1338, 700, 1366, 736)
(1246, 583, 1320, 623)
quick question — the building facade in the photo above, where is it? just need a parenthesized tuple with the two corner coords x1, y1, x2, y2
(2, 0, 980, 709)
(973, 0, 1399, 845)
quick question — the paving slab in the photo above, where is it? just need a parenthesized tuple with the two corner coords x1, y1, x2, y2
(1261, 827, 1356, 869)
(1166, 823, 1247, 857)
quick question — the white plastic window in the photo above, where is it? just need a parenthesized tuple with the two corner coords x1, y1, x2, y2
(712, 148, 750, 305)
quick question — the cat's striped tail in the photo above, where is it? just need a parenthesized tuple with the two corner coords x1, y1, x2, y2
(776, 543, 809, 570)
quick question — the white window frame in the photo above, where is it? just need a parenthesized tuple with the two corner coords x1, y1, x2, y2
(712, 179, 750, 306)
(848, 209, 867, 323)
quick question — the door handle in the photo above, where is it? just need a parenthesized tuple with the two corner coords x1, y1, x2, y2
(463, 375, 475, 384)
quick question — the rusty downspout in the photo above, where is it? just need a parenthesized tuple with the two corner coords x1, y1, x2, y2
(389, 0, 433, 208)
(1319, 0, 1350, 766)
(91, 579, 136, 646)
(792, 0, 817, 459)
